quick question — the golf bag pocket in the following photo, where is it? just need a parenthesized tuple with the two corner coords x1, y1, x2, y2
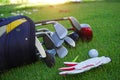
(0, 15, 36, 71)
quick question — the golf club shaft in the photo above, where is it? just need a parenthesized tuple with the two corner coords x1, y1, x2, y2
(35, 17, 74, 31)
(35, 17, 69, 24)
(35, 21, 55, 26)
(35, 17, 80, 31)
(35, 22, 74, 31)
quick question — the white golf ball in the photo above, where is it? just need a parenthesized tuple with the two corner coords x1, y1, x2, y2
(88, 49, 98, 58)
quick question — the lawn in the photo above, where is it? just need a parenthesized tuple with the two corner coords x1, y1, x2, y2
(0, 1, 120, 80)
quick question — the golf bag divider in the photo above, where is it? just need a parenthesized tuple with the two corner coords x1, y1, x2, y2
(0, 15, 37, 71)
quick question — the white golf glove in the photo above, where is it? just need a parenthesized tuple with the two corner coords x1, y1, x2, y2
(58, 56, 111, 75)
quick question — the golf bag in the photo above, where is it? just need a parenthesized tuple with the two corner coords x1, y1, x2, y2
(0, 15, 37, 71)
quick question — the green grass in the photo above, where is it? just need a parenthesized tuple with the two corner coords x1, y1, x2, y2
(0, 1, 120, 80)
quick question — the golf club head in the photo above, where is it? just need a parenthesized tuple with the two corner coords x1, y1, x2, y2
(78, 24, 93, 42)
(43, 51, 55, 68)
(51, 32, 64, 47)
(54, 22, 68, 39)
(35, 37, 46, 58)
(56, 45, 68, 58)
(68, 32, 79, 42)
(68, 16, 81, 31)
(43, 34, 55, 49)
(64, 36, 75, 47)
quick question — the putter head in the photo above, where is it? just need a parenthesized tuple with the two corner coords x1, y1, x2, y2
(54, 22, 68, 39)
(69, 16, 81, 31)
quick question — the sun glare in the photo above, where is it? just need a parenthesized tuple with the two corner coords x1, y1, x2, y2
(43, 0, 67, 5)
(10, 0, 68, 5)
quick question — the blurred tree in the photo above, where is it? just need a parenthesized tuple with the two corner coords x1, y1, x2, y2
(10, 0, 28, 4)
(0, 0, 9, 3)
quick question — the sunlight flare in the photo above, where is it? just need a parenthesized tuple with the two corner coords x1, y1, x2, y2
(10, 0, 68, 5)
(43, 0, 67, 5)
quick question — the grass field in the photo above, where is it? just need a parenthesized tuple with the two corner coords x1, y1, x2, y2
(0, 1, 120, 80)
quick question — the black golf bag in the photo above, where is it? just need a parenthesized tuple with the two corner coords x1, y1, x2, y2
(0, 15, 37, 71)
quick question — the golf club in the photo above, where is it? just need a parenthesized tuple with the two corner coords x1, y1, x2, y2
(36, 28, 49, 32)
(35, 37, 46, 58)
(54, 22, 68, 39)
(56, 45, 68, 58)
(36, 21, 68, 39)
(64, 36, 75, 47)
(51, 32, 64, 47)
(43, 51, 55, 68)
(35, 16, 93, 42)
(35, 21, 76, 47)
(36, 32, 55, 49)
(35, 21, 75, 58)
(35, 22, 65, 48)
(36, 36, 56, 67)
(35, 16, 80, 31)
(36, 29, 68, 58)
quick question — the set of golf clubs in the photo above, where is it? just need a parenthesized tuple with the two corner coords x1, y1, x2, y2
(35, 16, 93, 67)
